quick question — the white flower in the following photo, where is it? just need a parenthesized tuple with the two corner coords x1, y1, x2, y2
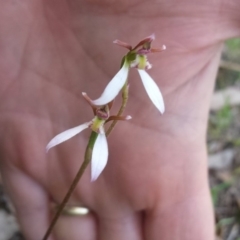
(91, 35, 166, 114)
(46, 121, 108, 181)
(46, 100, 132, 181)
(92, 65, 165, 114)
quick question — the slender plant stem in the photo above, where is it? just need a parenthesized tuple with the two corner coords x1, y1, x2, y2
(106, 82, 129, 136)
(42, 131, 98, 240)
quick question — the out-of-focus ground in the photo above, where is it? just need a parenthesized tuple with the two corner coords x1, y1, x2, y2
(210, 38, 240, 240)
(0, 39, 240, 240)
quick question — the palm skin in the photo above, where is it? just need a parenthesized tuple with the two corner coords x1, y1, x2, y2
(0, 0, 240, 239)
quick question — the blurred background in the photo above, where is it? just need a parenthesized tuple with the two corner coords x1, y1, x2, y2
(0, 38, 240, 240)
(209, 38, 240, 240)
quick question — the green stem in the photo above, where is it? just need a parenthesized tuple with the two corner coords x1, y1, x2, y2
(106, 81, 129, 136)
(42, 131, 98, 240)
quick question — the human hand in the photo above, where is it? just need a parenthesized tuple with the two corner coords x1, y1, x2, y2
(0, 0, 240, 239)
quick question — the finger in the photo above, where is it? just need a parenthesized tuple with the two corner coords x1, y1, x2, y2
(98, 212, 143, 240)
(144, 193, 214, 240)
(1, 167, 53, 240)
(53, 211, 97, 240)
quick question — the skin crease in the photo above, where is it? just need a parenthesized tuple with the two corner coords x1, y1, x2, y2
(0, 0, 240, 239)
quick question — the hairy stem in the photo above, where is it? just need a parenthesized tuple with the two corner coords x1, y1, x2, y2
(42, 131, 98, 240)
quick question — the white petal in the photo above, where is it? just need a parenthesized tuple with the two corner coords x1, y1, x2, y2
(46, 122, 90, 152)
(91, 132, 108, 181)
(138, 69, 165, 113)
(92, 65, 129, 105)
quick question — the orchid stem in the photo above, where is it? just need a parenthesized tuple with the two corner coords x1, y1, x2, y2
(42, 131, 98, 240)
(106, 81, 129, 136)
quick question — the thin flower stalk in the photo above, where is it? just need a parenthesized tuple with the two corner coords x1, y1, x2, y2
(42, 131, 98, 240)
(106, 82, 129, 136)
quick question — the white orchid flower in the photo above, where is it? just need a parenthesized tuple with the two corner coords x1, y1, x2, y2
(92, 34, 166, 114)
(46, 121, 108, 181)
(46, 96, 131, 181)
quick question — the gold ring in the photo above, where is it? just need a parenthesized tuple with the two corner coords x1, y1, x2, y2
(54, 205, 90, 216)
